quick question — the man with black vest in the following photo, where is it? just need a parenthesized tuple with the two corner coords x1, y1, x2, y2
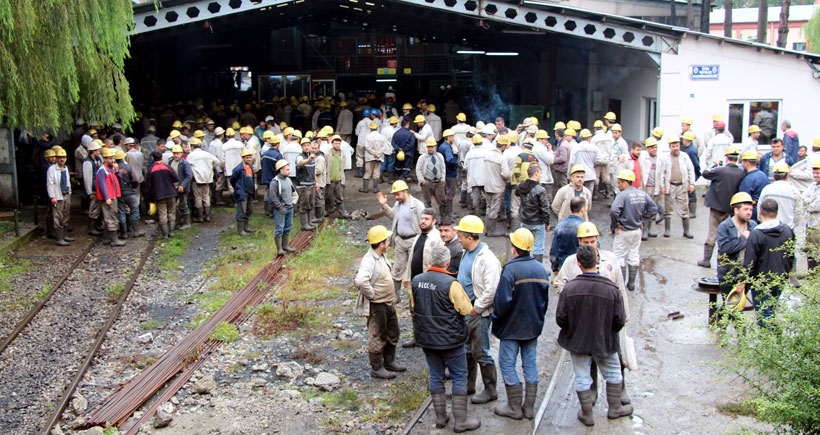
(295, 138, 319, 230)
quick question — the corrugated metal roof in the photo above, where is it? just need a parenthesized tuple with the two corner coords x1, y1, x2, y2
(710, 5, 818, 24)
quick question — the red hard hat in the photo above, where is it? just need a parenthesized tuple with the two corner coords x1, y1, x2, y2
(714, 121, 726, 129)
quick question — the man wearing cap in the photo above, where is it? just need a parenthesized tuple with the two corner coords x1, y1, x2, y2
(716, 192, 757, 313)
(414, 114, 435, 158)
(591, 121, 613, 199)
(230, 148, 257, 236)
(114, 149, 145, 239)
(380, 116, 399, 182)
(280, 128, 303, 182)
(377, 180, 424, 301)
(638, 138, 665, 239)
(532, 130, 556, 203)
(569, 129, 598, 193)
(439, 129, 460, 218)
(451, 113, 470, 145)
(239, 126, 262, 179)
(140, 126, 160, 157)
(464, 134, 489, 216)
(516, 164, 551, 263)
(260, 132, 283, 216)
(552, 165, 592, 222)
(362, 121, 387, 194)
(426, 104, 442, 141)
(204, 119, 217, 145)
(96, 148, 125, 246)
(739, 150, 770, 221)
(680, 117, 703, 155)
(325, 136, 352, 219)
(608, 124, 629, 199)
(393, 118, 417, 181)
(47, 148, 75, 246)
(188, 138, 221, 223)
(295, 138, 320, 230)
(705, 114, 735, 147)
(483, 136, 512, 237)
(780, 121, 801, 162)
(651, 127, 669, 156)
(491, 228, 550, 421)
(83, 141, 104, 235)
(703, 120, 733, 167)
(268, 160, 297, 255)
(611, 169, 659, 291)
(742, 125, 762, 155)
(416, 137, 447, 213)
(699, 147, 745, 268)
(549, 197, 586, 275)
(661, 136, 696, 238)
(552, 123, 570, 190)
(758, 162, 799, 230)
(799, 160, 820, 271)
(760, 138, 795, 182)
(170, 144, 194, 230)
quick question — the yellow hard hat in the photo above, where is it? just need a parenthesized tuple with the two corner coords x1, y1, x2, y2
(530, 117, 539, 126)
(553, 121, 566, 131)
(567, 120, 582, 130)
(682, 131, 696, 141)
(812, 160, 820, 169)
(617, 169, 636, 182)
(225, 127, 235, 137)
(241, 148, 254, 157)
(300, 137, 311, 145)
(724, 146, 741, 156)
(263, 131, 275, 139)
(570, 164, 586, 175)
(172, 120, 183, 128)
(189, 137, 202, 146)
(193, 130, 205, 138)
(87, 141, 102, 151)
(748, 125, 761, 134)
(391, 179, 409, 193)
(604, 112, 617, 122)
(681, 117, 693, 125)
(101, 148, 117, 158)
(280, 121, 288, 129)
(232, 121, 241, 130)
(645, 137, 658, 147)
(522, 138, 535, 148)
(442, 129, 454, 137)
(88, 129, 98, 135)
(149, 202, 157, 216)
(772, 161, 790, 173)
(741, 150, 759, 161)
(535, 129, 549, 139)
(813, 136, 820, 149)
(472, 135, 483, 144)
(402, 103, 413, 110)
(426, 137, 438, 147)
(457, 112, 467, 122)
(414, 115, 426, 123)
(507, 131, 519, 143)
(369, 122, 379, 130)
(44, 149, 56, 158)
(169, 130, 181, 139)
(367, 225, 392, 244)
(171, 145, 184, 153)
(321, 125, 334, 134)
(293, 130, 303, 139)
(712, 113, 723, 122)
(577, 222, 600, 238)
(579, 129, 592, 139)
(593, 120, 604, 129)
(283, 127, 294, 136)
(54, 148, 67, 157)
(667, 135, 680, 144)
(275, 160, 289, 171)
(652, 127, 665, 137)
(564, 128, 577, 137)
(388, 116, 399, 124)
(496, 135, 510, 145)
(725, 287, 747, 312)
(396, 149, 405, 161)
(454, 215, 484, 234)
(509, 228, 535, 251)
(240, 126, 254, 135)
(114, 149, 126, 160)
(611, 123, 622, 132)
(305, 131, 314, 139)
(331, 135, 342, 142)
(317, 131, 328, 139)
(730, 192, 755, 206)
(427, 104, 437, 112)
(52, 145, 65, 153)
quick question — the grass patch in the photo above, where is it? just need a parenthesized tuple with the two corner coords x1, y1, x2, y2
(155, 226, 199, 275)
(717, 401, 760, 418)
(0, 221, 15, 237)
(36, 285, 51, 299)
(106, 282, 126, 301)
(0, 294, 37, 312)
(0, 255, 31, 294)
(308, 390, 362, 412)
(209, 321, 240, 343)
(332, 339, 359, 351)
(188, 313, 209, 330)
(368, 370, 429, 421)
(193, 290, 233, 313)
(252, 301, 318, 337)
(138, 319, 160, 330)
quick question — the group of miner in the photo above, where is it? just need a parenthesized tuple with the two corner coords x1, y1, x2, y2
(350, 102, 820, 431)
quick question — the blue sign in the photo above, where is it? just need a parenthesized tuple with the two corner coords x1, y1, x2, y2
(690, 65, 720, 80)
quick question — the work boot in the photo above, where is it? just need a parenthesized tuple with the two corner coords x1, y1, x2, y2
(55, 228, 70, 246)
(471, 364, 498, 404)
(275, 236, 285, 256)
(300, 213, 315, 231)
(466, 355, 477, 395)
(237, 220, 249, 236)
(263, 202, 272, 218)
(663, 217, 671, 237)
(46, 217, 55, 239)
(432, 393, 450, 429)
(88, 219, 102, 236)
(382, 343, 407, 372)
(130, 220, 145, 237)
(641, 219, 649, 241)
(620, 366, 632, 405)
(63, 230, 75, 242)
(369, 352, 396, 379)
(119, 222, 128, 240)
(393, 280, 402, 304)
(485, 219, 505, 237)
(647, 219, 658, 237)
(179, 213, 192, 230)
(282, 234, 296, 253)
(359, 179, 370, 193)
(523, 383, 538, 419)
(452, 395, 481, 433)
(372, 180, 380, 193)
(338, 204, 352, 219)
(621, 267, 631, 291)
(689, 200, 697, 218)
(697, 244, 714, 268)
(203, 207, 212, 222)
(627, 265, 638, 291)
(576, 389, 596, 426)
(493, 384, 523, 420)
(159, 223, 168, 238)
(656, 203, 666, 224)
(682, 218, 694, 239)
(355, 167, 364, 178)
(244, 219, 254, 233)
(449, 200, 459, 218)
(509, 217, 520, 231)
(534, 254, 544, 265)
(194, 206, 204, 222)
(606, 382, 633, 419)
(312, 207, 325, 224)
(108, 230, 126, 247)
(168, 223, 175, 237)
(459, 190, 468, 206)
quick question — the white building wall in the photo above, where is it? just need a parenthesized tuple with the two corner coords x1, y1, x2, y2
(659, 35, 820, 144)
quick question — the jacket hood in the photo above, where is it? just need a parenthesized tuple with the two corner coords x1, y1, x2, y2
(517, 179, 540, 195)
(756, 219, 783, 235)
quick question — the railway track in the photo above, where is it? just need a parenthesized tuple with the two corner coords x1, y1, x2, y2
(0, 233, 156, 435)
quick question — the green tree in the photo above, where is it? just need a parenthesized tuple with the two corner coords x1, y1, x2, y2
(807, 8, 820, 53)
(0, 0, 136, 130)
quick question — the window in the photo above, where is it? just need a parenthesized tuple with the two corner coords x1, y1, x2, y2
(726, 100, 780, 149)
(793, 42, 806, 51)
(644, 97, 657, 139)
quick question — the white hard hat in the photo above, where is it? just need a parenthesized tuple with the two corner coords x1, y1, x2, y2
(481, 124, 497, 135)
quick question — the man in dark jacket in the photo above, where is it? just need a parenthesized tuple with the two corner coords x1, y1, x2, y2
(260, 132, 283, 217)
(114, 150, 145, 239)
(412, 245, 479, 433)
(146, 150, 179, 238)
(169, 145, 194, 230)
(491, 229, 550, 421)
(392, 118, 416, 181)
(438, 218, 462, 275)
(741, 198, 795, 327)
(230, 148, 256, 236)
(557, 245, 631, 427)
(549, 197, 586, 274)
(738, 150, 770, 221)
(717, 192, 757, 295)
(516, 164, 551, 264)
(699, 147, 745, 268)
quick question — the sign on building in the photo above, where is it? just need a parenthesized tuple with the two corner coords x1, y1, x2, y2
(690, 65, 720, 80)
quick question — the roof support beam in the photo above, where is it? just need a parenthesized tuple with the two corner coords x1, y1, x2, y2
(133, 0, 296, 34)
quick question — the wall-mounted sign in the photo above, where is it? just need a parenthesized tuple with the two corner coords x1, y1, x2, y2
(690, 65, 719, 81)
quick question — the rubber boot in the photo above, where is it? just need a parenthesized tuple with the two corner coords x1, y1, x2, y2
(432, 393, 450, 429)
(204, 207, 211, 222)
(393, 280, 402, 304)
(355, 166, 364, 178)
(485, 219, 505, 237)
(383, 343, 407, 372)
(606, 382, 633, 419)
(244, 220, 253, 234)
(449, 200, 459, 218)
(159, 223, 168, 238)
(300, 213, 315, 231)
(178, 213, 192, 230)
(523, 383, 537, 419)
(282, 234, 296, 253)
(682, 218, 694, 239)
(372, 180, 380, 193)
(620, 366, 631, 405)
(459, 190, 468, 206)
(55, 228, 70, 246)
(689, 200, 697, 218)
(647, 219, 658, 237)
(576, 389, 596, 426)
(471, 364, 498, 404)
(275, 236, 285, 256)
(119, 222, 128, 240)
(697, 244, 714, 268)
(88, 219, 102, 236)
(338, 204, 352, 219)
(359, 179, 370, 193)
(641, 219, 649, 241)
(194, 206, 204, 222)
(237, 220, 249, 236)
(263, 202, 272, 218)
(312, 207, 325, 224)
(590, 360, 598, 406)
(509, 217, 520, 231)
(168, 223, 175, 238)
(131, 220, 145, 237)
(466, 355, 477, 395)
(655, 203, 666, 224)
(369, 352, 396, 379)
(452, 395, 481, 433)
(108, 230, 126, 247)
(493, 384, 523, 420)
(46, 216, 55, 239)
(621, 267, 631, 291)
(627, 265, 638, 291)
(663, 217, 671, 237)
(534, 254, 544, 265)
(63, 230, 75, 242)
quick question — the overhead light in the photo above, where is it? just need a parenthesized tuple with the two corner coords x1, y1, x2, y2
(339, 3, 349, 7)
(376, 79, 397, 82)
(485, 52, 519, 56)
(365, 1, 375, 5)
(457, 50, 485, 54)
(502, 30, 545, 35)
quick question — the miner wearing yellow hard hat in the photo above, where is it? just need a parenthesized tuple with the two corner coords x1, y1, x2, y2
(661, 136, 696, 239)
(698, 146, 745, 268)
(336, 100, 354, 144)
(361, 121, 388, 194)
(268, 159, 297, 255)
(425, 104, 443, 142)
(758, 162, 797, 228)
(96, 147, 126, 246)
(416, 136, 448, 219)
(742, 125, 762, 155)
(413, 114, 435, 158)
(379, 116, 399, 183)
(569, 129, 598, 194)
(230, 148, 257, 236)
(739, 149, 770, 221)
(552, 165, 592, 222)
(716, 192, 756, 304)
(611, 169, 659, 291)
(703, 119, 734, 167)
(113, 148, 146, 240)
(187, 136, 221, 224)
(376, 180, 425, 304)
(46, 147, 75, 246)
(760, 138, 795, 183)
(170, 142, 194, 231)
(591, 120, 613, 200)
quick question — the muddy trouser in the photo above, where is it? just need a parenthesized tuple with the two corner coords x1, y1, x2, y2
(326, 181, 344, 211)
(510, 189, 521, 219)
(381, 154, 396, 174)
(235, 198, 253, 222)
(644, 188, 665, 217)
(459, 167, 469, 192)
(177, 191, 190, 219)
(54, 195, 71, 229)
(552, 170, 568, 191)
(88, 196, 101, 220)
(156, 197, 176, 229)
(101, 199, 120, 231)
(594, 164, 609, 191)
(390, 234, 416, 282)
(612, 228, 642, 267)
(355, 145, 366, 168)
(367, 302, 400, 353)
(445, 177, 457, 203)
(315, 186, 325, 213)
(706, 209, 729, 246)
(192, 182, 211, 210)
(117, 194, 139, 223)
(471, 186, 486, 214)
(399, 151, 415, 178)
(297, 186, 316, 214)
(610, 166, 621, 196)
(214, 175, 228, 203)
(465, 314, 494, 365)
(421, 180, 446, 208)
(664, 183, 689, 218)
(485, 191, 503, 220)
(364, 160, 381, 180)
